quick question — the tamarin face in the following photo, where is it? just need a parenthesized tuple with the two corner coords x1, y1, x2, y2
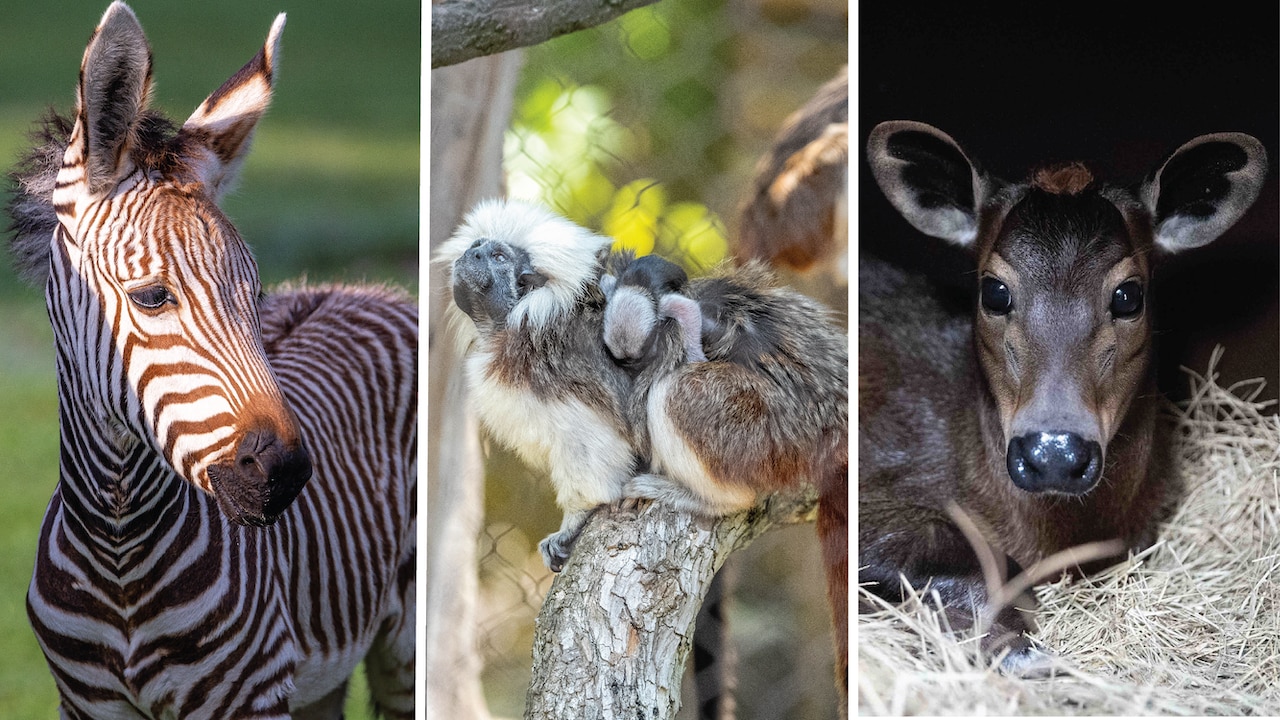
(451, 237, 547, 330)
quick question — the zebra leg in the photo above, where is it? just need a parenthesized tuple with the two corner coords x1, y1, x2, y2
(365, 550, 416, 720)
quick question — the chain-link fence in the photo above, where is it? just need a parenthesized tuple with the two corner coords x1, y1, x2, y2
(474, 1, 847, 716)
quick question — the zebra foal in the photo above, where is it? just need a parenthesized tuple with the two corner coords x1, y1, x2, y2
(6, 3, 417, 718)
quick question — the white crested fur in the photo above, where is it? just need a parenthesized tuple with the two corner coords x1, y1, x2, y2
(465, 351, 633, 513)
(642, 374, 756, 514)
(658, 293, 706, 363)
(603, 286, 656, 360)
(435, 198, 612, 335)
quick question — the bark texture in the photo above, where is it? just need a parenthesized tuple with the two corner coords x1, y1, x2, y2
(524, 490, 819, 719)
(432, 0, 663, 68)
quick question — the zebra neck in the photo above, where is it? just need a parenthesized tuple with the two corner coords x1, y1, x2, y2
(55, 385, 188, 531)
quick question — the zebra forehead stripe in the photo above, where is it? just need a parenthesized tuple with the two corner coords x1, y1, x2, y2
(21, 4, 418, 716)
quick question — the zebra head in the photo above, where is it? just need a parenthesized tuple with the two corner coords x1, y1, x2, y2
(11, 2, 312, 526)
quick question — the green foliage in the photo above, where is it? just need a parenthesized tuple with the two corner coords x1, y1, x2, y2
(0, 0, 419, 297)
(0, 2, 417, 717)
(504, 0, 735, 274)
(0, 301, 58, 718)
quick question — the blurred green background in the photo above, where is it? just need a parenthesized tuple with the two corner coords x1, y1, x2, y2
(467, 0, 848, 717)
(0, 1, 417, 716)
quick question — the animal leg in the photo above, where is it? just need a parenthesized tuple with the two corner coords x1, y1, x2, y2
(539, 507, 599, 572)
(858, 511, 1048, 674)
(364, 551, 416, 719)
(291, 682, 347, 720)
(625, 473, 721, 516)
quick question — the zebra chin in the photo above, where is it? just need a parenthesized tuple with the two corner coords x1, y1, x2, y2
(205, 432, 313, 527)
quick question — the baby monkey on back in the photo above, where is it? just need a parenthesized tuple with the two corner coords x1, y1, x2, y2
(601, 252, 847, 524)
(440, 199, 848, 679)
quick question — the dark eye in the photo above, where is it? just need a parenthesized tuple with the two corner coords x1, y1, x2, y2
(980, 276, 1013, 315)
(128, 285, 174, 310)
(1111, 280, 1144, 319)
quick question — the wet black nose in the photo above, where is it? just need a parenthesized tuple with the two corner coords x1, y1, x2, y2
(1006, 431, 1102, 495)
(236, 429, 312, 519)
(211, 429, 313, 526)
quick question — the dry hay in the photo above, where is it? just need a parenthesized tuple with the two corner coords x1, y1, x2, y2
(858, 349, 1280, 716)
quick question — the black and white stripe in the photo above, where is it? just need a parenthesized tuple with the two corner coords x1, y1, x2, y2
(9, 4, 417, 718)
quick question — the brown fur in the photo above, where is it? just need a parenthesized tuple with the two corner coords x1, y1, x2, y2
(1032, 162, 1094, 195)
(735, 68, 848, 275)
(617, 257, 850, 692)
(861, 120, 1267, 667)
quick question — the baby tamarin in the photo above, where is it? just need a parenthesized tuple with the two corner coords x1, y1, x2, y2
(441, 201, 848, 688)
(601, 251, 849, 689)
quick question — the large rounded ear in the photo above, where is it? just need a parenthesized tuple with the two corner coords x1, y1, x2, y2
(1142, 132, 1268, 252)
(866, 120, 996, 247)
(68, 1, 154, 199)
(178, 13, 286, 199)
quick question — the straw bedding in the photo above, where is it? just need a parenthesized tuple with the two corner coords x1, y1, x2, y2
(858, 350, 1280, 715)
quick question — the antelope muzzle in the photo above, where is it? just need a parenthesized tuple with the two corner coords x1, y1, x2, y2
(1006, 431, 1102, 495)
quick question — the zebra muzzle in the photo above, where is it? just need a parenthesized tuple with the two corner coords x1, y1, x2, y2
(208, 429, 313, 526)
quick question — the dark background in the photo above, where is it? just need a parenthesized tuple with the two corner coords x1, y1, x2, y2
(859, 4, 1279, 405)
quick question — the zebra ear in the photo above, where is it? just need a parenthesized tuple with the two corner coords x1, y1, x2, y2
(72, 1, 154, 197)
(179, 13, 285, 199)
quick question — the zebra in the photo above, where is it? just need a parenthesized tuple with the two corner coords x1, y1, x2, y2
(6, 3, 417, 718)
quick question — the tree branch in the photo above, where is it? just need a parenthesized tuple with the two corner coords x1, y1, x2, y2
(523, 488, 819, 719)
(431, 0, 663, 68)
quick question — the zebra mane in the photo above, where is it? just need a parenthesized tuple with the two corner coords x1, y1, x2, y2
(6, 108, 183, 286)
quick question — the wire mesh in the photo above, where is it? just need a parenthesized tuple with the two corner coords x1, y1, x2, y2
(475, 0, 848, 717)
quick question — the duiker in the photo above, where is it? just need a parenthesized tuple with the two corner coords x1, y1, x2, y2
(859, 120, 1267, 670)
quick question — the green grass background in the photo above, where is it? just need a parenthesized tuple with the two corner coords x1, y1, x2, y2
(0, 1, 418, 716)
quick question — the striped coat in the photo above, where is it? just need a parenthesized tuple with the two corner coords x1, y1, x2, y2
(8, 4, 417, 718)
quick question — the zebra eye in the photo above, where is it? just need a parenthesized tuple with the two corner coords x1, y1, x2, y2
(128, 285, 175, 310)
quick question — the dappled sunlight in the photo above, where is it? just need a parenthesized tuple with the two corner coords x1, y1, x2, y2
(505, 80, 730, 272)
